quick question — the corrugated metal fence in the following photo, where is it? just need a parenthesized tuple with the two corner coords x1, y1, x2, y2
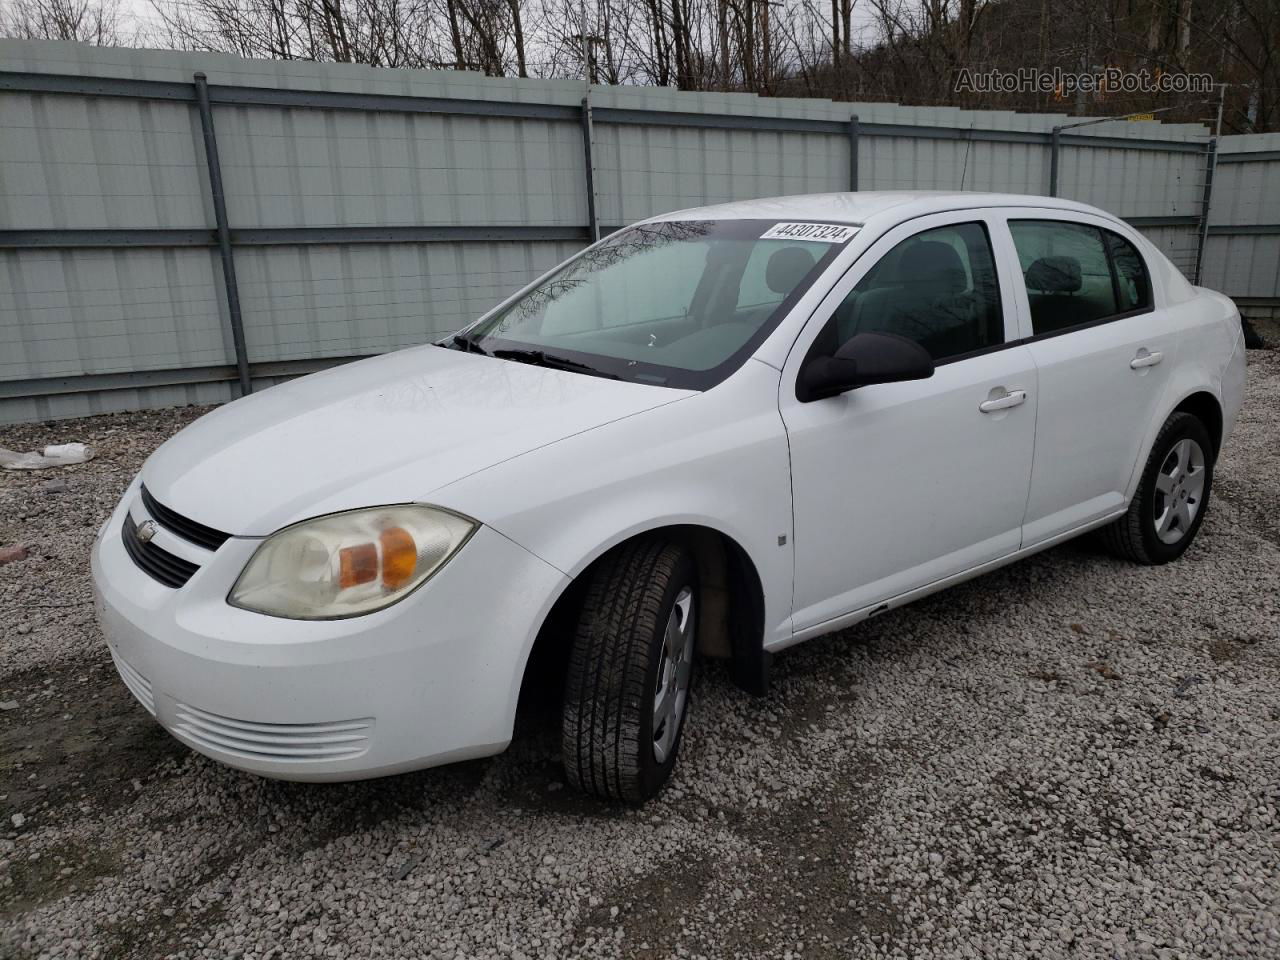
(1, 40, 1277, 424)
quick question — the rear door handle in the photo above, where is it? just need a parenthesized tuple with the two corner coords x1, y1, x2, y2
(1130, 350, 1164, 369)
(978, 390, 1027, 413)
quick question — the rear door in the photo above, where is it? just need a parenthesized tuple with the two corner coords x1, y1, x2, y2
(780, 211, 1038, 634)
(996, 212, 1176, 544)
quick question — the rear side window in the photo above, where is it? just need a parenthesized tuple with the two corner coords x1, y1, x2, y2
(1009, 220, 1153, 336)
(1105, 231, 1152, 313)
(1009, 220, 1117, 335)
(821, 222, 1004, 362)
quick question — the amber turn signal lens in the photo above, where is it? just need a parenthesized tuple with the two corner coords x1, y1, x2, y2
(380, 526, 417, 589)
(338, 542, 378, 588)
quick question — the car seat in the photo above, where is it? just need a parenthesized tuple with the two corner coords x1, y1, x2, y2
(1024, 255, 1083, 333)
(841, 241, 976, 357)
(765, 246, 816, 297)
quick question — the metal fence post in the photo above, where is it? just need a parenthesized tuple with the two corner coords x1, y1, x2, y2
(193, 72, 252, 396)
(1049, 126, 1061, 197)
(1193, 136, 1218, 286)
(581, 96, 600, 243)
(848, 114, 860, 191)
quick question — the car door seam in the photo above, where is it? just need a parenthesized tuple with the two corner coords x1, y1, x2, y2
(772, 365, 799, 642)
(1020, 346, 1043, 551)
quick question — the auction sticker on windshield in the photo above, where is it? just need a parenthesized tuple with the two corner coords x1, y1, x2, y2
(760, 222, 859, 243)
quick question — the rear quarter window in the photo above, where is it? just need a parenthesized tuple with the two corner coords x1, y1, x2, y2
(1104, 231, 1153, 313)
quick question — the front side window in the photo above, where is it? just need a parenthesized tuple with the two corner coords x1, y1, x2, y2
(816, 222, 1004, 362)
(1009, 220, 1132, 336)
(461, 219, 853, 389)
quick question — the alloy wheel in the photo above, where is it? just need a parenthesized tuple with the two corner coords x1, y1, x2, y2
(1153, 438, 1206, 545)
(652, 586, 695, 764)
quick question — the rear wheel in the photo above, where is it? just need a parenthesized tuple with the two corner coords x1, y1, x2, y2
(1099, 411, 1214, 564)
(561, 538, 698, 803)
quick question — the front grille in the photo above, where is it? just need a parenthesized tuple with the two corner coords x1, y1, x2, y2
(171, 702, 373, 763)
(122, 513, 199, 588)
(140, 485, 230, 551)
(109, 649, 155, 716)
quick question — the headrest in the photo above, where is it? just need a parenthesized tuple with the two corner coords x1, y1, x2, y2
(896, 240, 966, 293)
(1025, 256, 1082, 294)
(765, 246, 816, 294)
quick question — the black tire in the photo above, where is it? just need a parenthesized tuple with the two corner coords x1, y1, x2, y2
(1099, 411, 1214, 565)
(561, 538, 698, 803)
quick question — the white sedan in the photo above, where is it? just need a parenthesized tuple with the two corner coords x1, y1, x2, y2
(91, 191, 1247, 802)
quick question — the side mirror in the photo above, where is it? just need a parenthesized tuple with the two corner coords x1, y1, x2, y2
(798, 332, 935, 403)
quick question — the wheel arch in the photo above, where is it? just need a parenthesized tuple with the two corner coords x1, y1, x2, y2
(1171, 390, 1224, 459)
(1125, 382, 1225, 503)
(515, 522, 771, 720)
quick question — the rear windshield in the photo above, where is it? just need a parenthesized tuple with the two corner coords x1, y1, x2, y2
(462, 219, 854, 389)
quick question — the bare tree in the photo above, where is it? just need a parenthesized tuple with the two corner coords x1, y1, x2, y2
(126, 0, 1278, 133)
(1, 0, 128, 43)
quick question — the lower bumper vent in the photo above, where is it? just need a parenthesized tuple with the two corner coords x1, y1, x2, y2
(171, 702, 373, 763)
(110, 650, 155, 716)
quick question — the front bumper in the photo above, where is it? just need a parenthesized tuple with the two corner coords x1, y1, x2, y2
(90, 487, 567, 781)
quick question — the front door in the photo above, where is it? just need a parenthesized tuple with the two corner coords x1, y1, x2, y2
(780, 213, 1038, 634)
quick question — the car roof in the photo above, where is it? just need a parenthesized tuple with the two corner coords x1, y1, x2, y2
(654, 191, 1123, 228)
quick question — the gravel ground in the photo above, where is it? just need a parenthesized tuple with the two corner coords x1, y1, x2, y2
(2, 349, 1278, 960)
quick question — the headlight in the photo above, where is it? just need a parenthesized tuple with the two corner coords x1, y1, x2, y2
(228, 505, 476, 620)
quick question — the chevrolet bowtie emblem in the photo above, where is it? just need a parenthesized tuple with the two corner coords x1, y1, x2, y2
(136, 519, 158, 544)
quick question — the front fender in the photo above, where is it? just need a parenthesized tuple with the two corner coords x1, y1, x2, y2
(432, 361, 796, 647)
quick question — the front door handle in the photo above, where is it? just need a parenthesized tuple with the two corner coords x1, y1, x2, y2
(1130, 350, 1164, 369)
(978, 389, 1027, 414)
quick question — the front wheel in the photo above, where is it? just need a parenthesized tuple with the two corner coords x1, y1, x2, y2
(561, 538, 698, 803)
(1099, 411, 1214, 564)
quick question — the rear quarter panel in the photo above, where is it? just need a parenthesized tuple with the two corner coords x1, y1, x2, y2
(1124, 285, 1242, 500)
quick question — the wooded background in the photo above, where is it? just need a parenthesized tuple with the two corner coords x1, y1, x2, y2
(2, 0, 1277, 134)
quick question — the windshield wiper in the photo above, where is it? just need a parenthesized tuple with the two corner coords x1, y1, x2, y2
(450, 332, 488, 355)
(491, 348, 618, 379)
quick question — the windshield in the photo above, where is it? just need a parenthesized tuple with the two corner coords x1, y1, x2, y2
(457, 219, 855, 389)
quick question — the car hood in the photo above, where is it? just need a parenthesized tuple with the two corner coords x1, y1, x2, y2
(142, 345, 690, 536)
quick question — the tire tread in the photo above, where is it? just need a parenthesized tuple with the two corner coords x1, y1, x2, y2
(562, 538, 686, 803)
